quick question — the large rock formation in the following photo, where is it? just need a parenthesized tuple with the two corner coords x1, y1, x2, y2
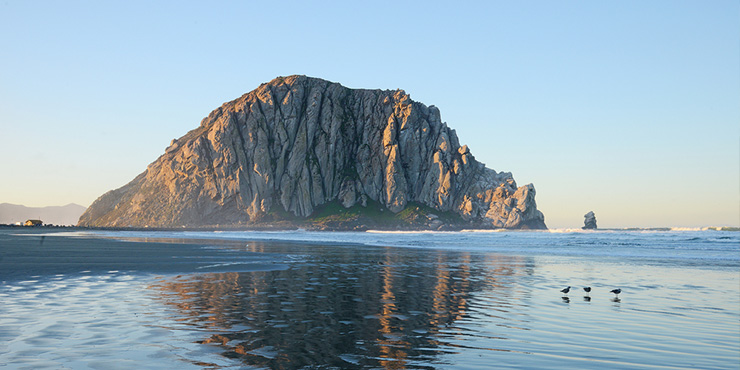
(78, 76, 546, 229)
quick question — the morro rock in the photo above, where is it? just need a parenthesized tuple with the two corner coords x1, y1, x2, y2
(78, 75, 546, 229)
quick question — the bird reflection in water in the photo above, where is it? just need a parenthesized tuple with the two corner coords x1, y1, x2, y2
(583, 287, 592, 301)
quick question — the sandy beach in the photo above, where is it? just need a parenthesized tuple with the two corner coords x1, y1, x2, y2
(0, 228, 290, 283)
(1, 228, 738, 369)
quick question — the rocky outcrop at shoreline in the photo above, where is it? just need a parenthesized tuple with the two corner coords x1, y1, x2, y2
(79, 76, 546, 229)
(583, 211, 597, 229)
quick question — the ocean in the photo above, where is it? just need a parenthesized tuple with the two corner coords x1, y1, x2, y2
(1, 228, 738, 369)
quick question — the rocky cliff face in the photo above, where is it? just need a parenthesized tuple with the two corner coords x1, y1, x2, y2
(78, 75, 546, 229)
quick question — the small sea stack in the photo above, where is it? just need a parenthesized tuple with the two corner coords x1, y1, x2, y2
(583, 211, 597, 230)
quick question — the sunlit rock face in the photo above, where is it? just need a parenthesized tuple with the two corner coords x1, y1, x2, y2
(78, 75, 546, 229)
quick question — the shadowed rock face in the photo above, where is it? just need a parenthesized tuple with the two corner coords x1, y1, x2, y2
(78, 75, 546, 229)
(583, 211, 597, 229)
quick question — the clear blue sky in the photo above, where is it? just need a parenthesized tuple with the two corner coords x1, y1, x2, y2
(1, 1, 737, 228)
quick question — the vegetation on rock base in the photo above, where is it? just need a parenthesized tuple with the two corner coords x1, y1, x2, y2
(304, 200, 466, 231)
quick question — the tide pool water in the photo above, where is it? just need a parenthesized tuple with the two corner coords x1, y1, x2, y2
(1, 229, 738, 369)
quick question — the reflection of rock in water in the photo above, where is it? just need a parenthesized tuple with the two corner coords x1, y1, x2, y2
(149, 243, 534, 369)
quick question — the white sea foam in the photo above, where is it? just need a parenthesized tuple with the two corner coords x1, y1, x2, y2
(546, 228, 592, 233)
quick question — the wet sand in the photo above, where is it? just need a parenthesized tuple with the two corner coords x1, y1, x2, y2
(1, 229, 738, 369)
(0, 228, 289, 283)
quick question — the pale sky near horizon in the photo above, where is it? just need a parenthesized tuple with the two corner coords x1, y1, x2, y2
(1, 1, 738, 229)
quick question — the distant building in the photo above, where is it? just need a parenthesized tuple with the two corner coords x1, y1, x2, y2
(24, 219, 43, 226)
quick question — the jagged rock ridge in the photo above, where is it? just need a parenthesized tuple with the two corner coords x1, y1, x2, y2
(78, 75, 546, 229)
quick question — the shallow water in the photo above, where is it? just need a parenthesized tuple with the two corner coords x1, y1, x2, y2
(1, 230, 738, 369)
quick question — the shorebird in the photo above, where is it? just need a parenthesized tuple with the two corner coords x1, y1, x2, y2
(583, 287, 591, 295)
(560, 286, 571, 295)
(610, 288, 621, 297)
